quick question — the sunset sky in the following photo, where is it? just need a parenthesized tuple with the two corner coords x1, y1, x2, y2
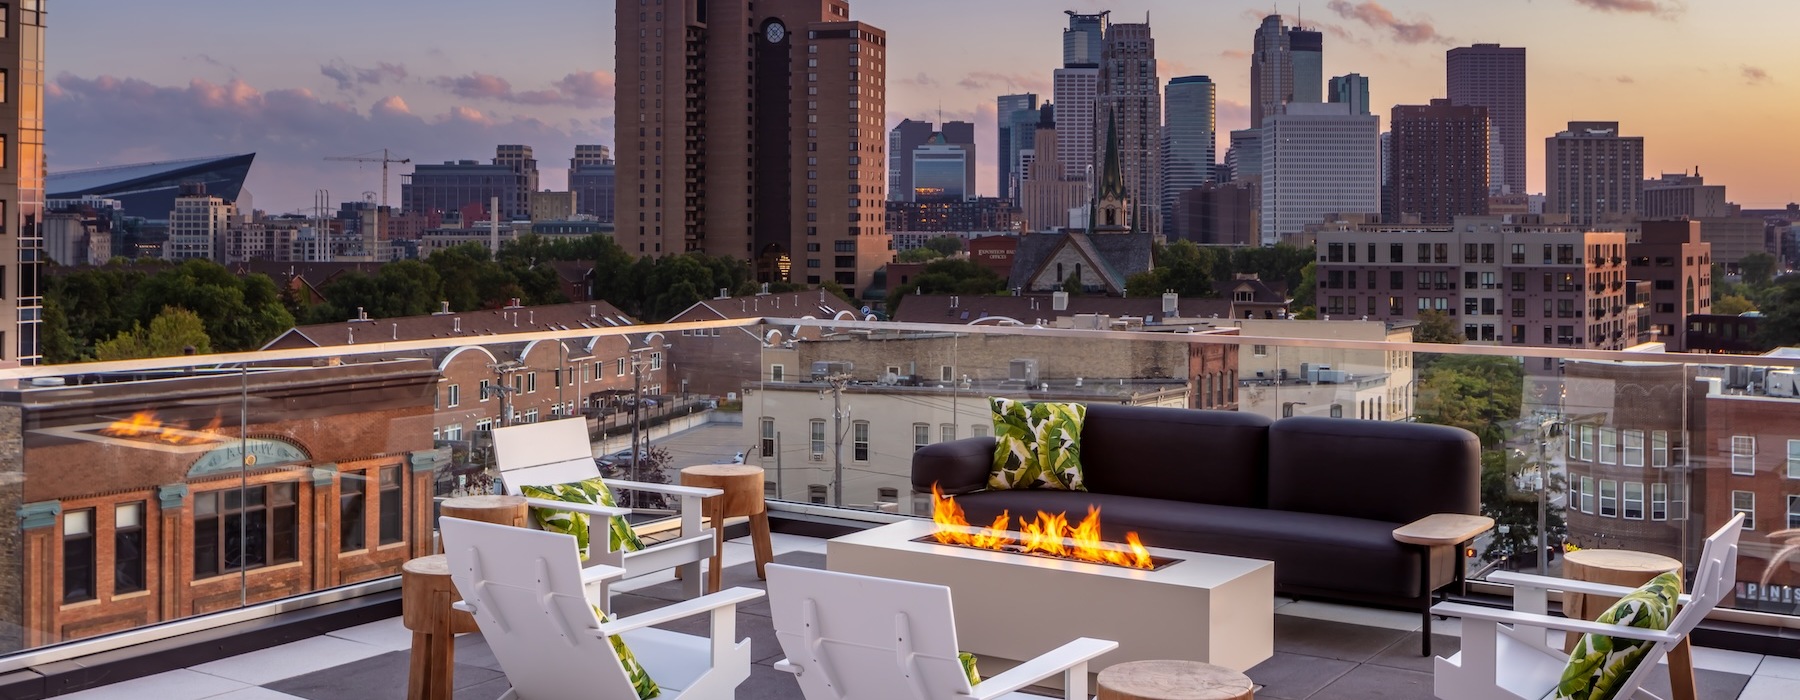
(46, 0, 1800, 214)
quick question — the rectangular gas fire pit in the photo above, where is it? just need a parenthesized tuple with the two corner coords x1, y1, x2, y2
(828, 519, 1273, 672)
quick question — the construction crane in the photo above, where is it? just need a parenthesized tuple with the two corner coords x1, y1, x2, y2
(324, 148, 411, 208)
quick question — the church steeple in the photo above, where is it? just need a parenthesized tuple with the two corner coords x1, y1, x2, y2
(1092, 107, 1132, 233)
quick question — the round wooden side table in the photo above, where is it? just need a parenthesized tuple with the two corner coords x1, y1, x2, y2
(402, 554, 482, 700)
(678, 464, 773, 592)
(1097, 660, 1254, 700)
(1560, 548, 1693, 700)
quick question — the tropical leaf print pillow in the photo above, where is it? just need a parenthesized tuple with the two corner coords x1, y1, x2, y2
(521, 477, 646, 558)
(988, 397, 1087, 491)
(592, 604, 660, 699)
(1552, 571, 1681, 700)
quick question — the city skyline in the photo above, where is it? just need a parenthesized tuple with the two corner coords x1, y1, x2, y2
(44, 0, 1799, 214)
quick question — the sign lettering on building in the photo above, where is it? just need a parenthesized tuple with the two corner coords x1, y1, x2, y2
(188, 438, 311, 478)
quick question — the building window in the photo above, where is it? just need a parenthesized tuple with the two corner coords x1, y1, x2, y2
(760, 418, 775, 457)
(63, 509, 96, 603)
(1622, 430, 1644, 467)
(1598, 429, 1617, 465)
(808, 484, 828, 504)
(770, 364, 785, 382)
(193, 483, 299, 578)
(1788, 439, 1800, 479)
(878, 487, 900, 504)
(853, 421, 870, 461)
(1670, 482, 1688, 520)
(378, 466, 404, 546)
(972, 424, 988, 438)
(1599, 479, 1618, 517)
(527, 373, 538, 393)
(1651, 430, 1669, 468)
(114, 502, 146, 595)
(1579, 426, 1595, 462)
(341, 472, 368, 552)
(1651, 483, 1668, 521)
(810, 419, 826, 460)
(617, 358, 627, 377)
(1579, 476, 1595, 514)
(1733, 490, 1755, 530)
(479, 379, 491, 402)
(447, 384, 460, 408)
(1789, 495, 1800, 530)
(651, 352, 663, 370)
(1732, 435, 1755, 475)
(913, 423, 930, 452)
(1623, 482, 1644, 520)
(941, 365, 954, 382)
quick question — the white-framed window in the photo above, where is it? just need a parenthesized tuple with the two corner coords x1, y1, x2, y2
(808, 484, 828, 504)
(940, 424, 955, 443)
(447, 384, 460, 408)
(1651, 483, 1668, 521)
(1789, 494, 1800, 530)
(444, 424, 463, 441)
(1567, 425, 1579, 458)
(1623, 482, 1644, 520)
(853, 421, 870, 461)
(1651, 430, 1669, 468)
(1732, 435, 1756, 475)
(651, 352, 663, 370)
(526, 373, 538, 393)
(1732, 490, 1755, 530)
(940, 365, 953, 382)
(1580, 476, 1595, 514)
(770, 364, 785, 382)
(810, 420, 826, 461)
(479, 379, 491, 402)
(1670, 482, 1687, 520)
(1598, 429, 1617, 465)
(522, 409, 539, 423)
(913, 423, 930, 452)
(972, 424, 989, 438)
(1622, 430, 1644, 467)
(760, 418, 775, 457)
(1788, 439, 1800, 479)
(617, 358, 627, 377)
(476, 419, 493, 432)
(1599, 479, 1618, 517)
(1580, 425, 1595, 462)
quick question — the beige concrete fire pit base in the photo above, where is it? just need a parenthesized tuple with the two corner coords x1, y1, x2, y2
(827, 520, 1274, 673)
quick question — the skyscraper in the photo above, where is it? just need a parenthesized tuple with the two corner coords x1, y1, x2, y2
(492, 145, 540, 220)
(997, 93, 1040, 204)
(1545, 121, 1644, 226)
(889, 121, 974, 203)
(616, 0, 888, 295)
(887, 119, 934, 203)
(1328, 74, 1371, 116)
(1259, 103, 1380, 245)
(912, 135, 972, 202)
(1053, 67, 1100, 181)
(1161, 76, 1216, 233)
(1288, 27, 1323, 104)
(1097, 21, 1162, 234)
(1249, 14, 1292, 128)
(1447, 44, 1526, 196)
(568, 145, 616, 222)
(1389, 100, 1491, 225)
(3, 3, 44, 364)
(1063, 10, 1109, 67)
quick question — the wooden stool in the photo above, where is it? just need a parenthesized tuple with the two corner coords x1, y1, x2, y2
(678, 464, 772, 593)
(1561, 548, 1693, 700)
(402, 554, 481, 700)
(436, 495, 528, 555)
(1097, 660, 1254, 700)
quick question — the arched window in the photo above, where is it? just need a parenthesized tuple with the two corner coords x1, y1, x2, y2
(1685, 277, 1696, 315)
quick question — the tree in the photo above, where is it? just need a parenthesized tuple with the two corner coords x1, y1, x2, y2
(94, 306, 213, 361)
(1414, 309, 1465, 344)
(923, 235, 965, 257)
(1756, 275, 1800, 348)
(897, 247, 944, 263)
(887, 258, 1007, 314)
(1126, 240, 1221, 298)
(1479, 450, 1567, 566)
(820, 280, 857, 307)
(1741, 252, 1779, 287)
(123, 260, 293, 352)
(1714, 294, 1757, 316)
(1291, 261, 1316, 314)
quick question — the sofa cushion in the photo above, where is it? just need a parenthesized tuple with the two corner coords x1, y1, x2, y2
(1079, 404, 1272, 508)
(988, 398, 1088, 491)
(951, 490, 1429, 600)
(1268, 417, 1480, 523)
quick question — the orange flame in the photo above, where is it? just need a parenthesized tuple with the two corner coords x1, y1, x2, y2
(930, 484, 1154, 569)
(100, 411, 222, 446)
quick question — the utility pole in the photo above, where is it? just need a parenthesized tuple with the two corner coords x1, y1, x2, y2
(630, 357, 643, 501)
(820, 372, 853, 507)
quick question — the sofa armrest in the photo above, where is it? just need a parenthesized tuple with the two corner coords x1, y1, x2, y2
(911, 437, 995, 495)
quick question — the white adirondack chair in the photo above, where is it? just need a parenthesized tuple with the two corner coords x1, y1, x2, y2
(441, 516, 763, 700)
(1431, 513, 1743, 700)
(765, 564, 1119, 700)
(490, 418, 721, 610)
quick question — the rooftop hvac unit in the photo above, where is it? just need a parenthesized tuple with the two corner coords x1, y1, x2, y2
(1009, 359, 1039, 383)
(1162, 292, 1179, 316)
(1053, 291, 1070, 311)
(811, 361, 853, 379)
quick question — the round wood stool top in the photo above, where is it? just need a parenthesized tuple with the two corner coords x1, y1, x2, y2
(1560, 548, 1682, 650)
(401, 555, 480, 634)
(679, 464, 767, 516)
(1097, 660, 1254, 700)
(440, 494, 529, 528)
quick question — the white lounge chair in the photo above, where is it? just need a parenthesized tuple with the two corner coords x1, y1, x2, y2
(766, 563, 1118, 700)
(1431, 513, 1742, 700)
(491, 418, 721, 610)
(441, 516, 763, 700)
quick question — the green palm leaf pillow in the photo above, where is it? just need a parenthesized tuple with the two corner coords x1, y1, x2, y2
(520, 477, 646, 558)
(1552, 571, 1681, 700)
(592, 604, 660, 699)
(988, 397, 1088, 491)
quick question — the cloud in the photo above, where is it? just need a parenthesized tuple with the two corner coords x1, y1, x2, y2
(898, 72, 938, 88)
(1325, 1, 1448, 44)
(1570, 0, 1685, 18)
(1219, 49, 1251, 61)
(1615, 75, 1636, 84)
(46, 73, 607, 213)
(321, 60, 407, 93)
(955, 71, 1048, 94)
(431, 70, 614, 107)
(1742, 65, 1771, 85)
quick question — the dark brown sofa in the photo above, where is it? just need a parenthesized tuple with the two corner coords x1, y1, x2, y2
(912, 404, 1481, 621)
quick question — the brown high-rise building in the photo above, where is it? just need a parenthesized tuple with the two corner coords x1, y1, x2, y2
(0, 3, 43, 365)
(615, 0, 889, 296)
(1546, 121, 1644, 227)
(1446, 44, 1525, 196)
(1629, 220, 1712, 349)
(1389, 99, 1490, 225)
(1097, 21, 1162, 234)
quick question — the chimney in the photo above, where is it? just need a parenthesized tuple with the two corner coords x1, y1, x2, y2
(347, 327, 355, 344)
(759, 283, 770, 295)
(718, 287, 729, 299)
(437, 301, 450, 315)
(453, 317, 462, 333)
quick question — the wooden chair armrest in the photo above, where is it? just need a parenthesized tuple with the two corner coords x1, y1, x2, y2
(597, 587, 766, 636)
(1431, 602, 1683, 644)
(971, 637, 1119, 700)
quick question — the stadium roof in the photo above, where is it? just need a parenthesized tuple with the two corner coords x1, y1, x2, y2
(48, 153, 255, 218)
